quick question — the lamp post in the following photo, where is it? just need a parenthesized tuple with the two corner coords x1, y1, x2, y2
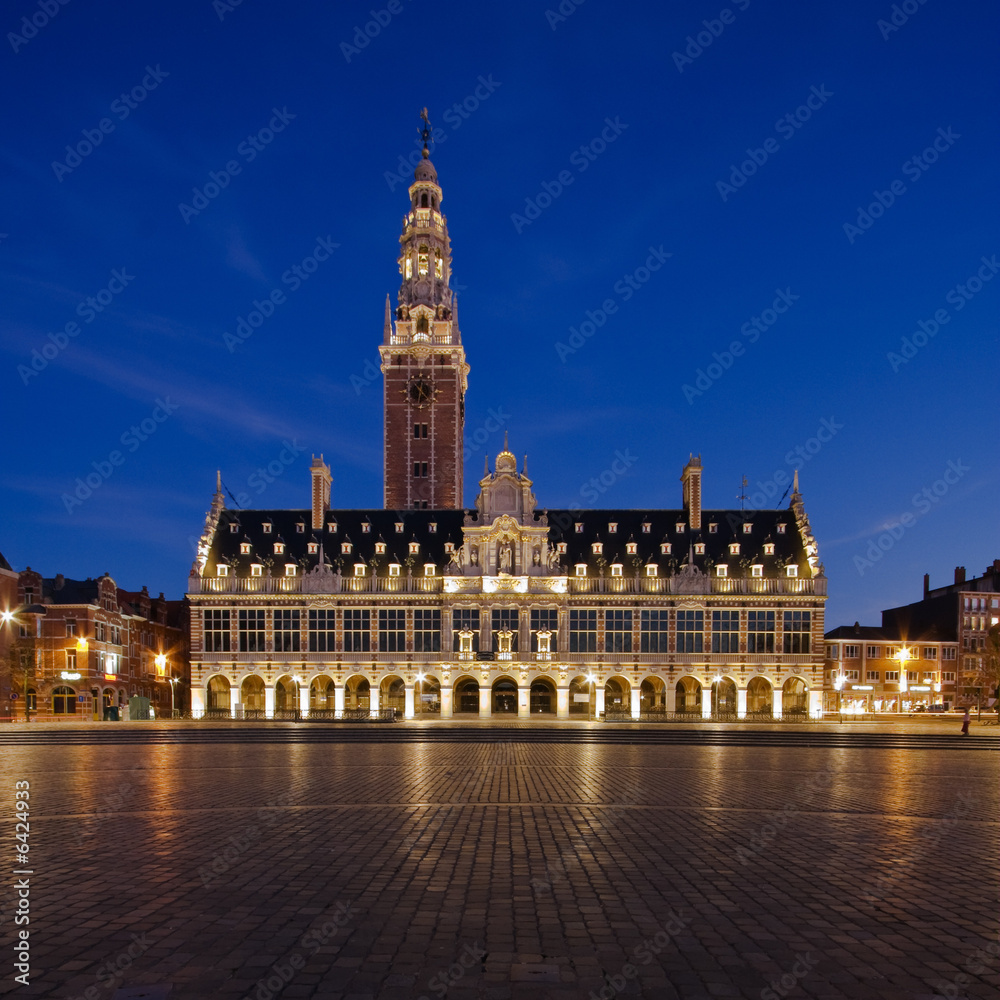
(896, 647, 910, 714)
(168, 677, 179, 719)
(833, 671, 845, 722)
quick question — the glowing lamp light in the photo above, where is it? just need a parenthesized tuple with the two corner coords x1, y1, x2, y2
(154, 654, 167, 677)
(1, 611, 14, 624)
(77, 636, 88, 650)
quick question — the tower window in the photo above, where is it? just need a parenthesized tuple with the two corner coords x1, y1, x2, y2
(418, 246, 429, 275)
(414, 423, 428, 438)
(420, 192, 428, 208)
(434, 251, 443, 279)
(416, 315, 429, 334)
(405, 257, 412, 279)
(413, 462, 428, 478)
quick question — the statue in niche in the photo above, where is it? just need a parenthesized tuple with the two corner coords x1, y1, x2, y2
(470, 546, 479, 566)
(532, 548, 541, 566)
(546, 544, 559, 570)
(499, 542, 513, 572)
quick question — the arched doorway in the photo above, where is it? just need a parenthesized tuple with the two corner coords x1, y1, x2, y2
(344, 675, 370, 712)
(52, 685, 77, 715)
(492, 677, 518, 715)
(530, 677, 556, 715)
(380, 675, 406, 717)
(454, 676, 480, 715)
(274, 676, 298, 718)
(206, 676, 230, 715)
(605, 677, 630, 715)
(712, 677, 737, 716)
(675, 676, 701, 714)
(568, 675, 594, 717)
(310, 676, 336, 712)
(415, 674, 441, 715)
(747, 676, 772, 715)
(640, 676, 666, 714)
(241, 675, 266, 717)
(783, 677, 808, 715)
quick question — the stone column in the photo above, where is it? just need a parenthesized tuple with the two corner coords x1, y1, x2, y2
(334, 684, 345, 713)
(370, 682, 381, 718)
(298, 682, 309, 718)
(479, 684, 491, 718)
(191, 685, 205, 719)
(230, 685, 240, 719)
(701, 687, 712, 718)
(630, 687, 641, 720)
(264, 685, 275, 719)
(405, 684, 415, 720)
(518, 684, 530, 718)
(665, 683, 676, 712)
(595, 685, 606, 718)
(772, 689, 783, 719)
(556, 685, 569, 719)
(737, 687, 748, 719)
(809, 688, 822, 719)
(440, 684, 453, 719)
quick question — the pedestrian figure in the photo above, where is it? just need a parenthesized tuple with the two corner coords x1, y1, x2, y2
(961, 708, 970, 736)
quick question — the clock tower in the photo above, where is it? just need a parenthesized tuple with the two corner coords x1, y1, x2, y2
(380, 113, 469, 510)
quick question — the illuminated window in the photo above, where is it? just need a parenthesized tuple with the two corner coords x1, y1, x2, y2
(610, 564, 622, 577)
(404, 256, 412, 279)
(218, 565, 229, 577)
(388, 564, 400, 577)
(342, 542, 352, 554)
(262, 523, 272, 534)
(660, 543, 672, 555)
(694, 543, 705, 554)
(626, 542, 637, 555)
(575, 564, 587, 577)
(429, 523, 437, 533)
(434, 251, 443, 279)
(424, 564, 436, 576)
(608, 522, 617, 534)
(642, 522, 651, 533)
(716, 564, 728, 577)
(743, 523, 753, 534)
(709, 523, 718, 533)
(729, 543, 740, 555)
(867, 645, 880, 658)
(285, 564, 297, 577)
(229, 522, 239, 533)
(751, 564, 763, 577)
(575, 523, 584, 533)
(296, 523, 305, 533)
(645, 564, 658, 577)
(307, 542, 318, 554)
(409, 541, 420, 555)
(592, 542, 603, 555)
(274, 543, 285, 554)
(240, 542, 251, 554)
(764, 543, 775, 555)
(361, 522, 371, 533)
(327, 522, 337, 533)
(395, 522, 404, 533)
(786, 565, 798, 577)
(250, 563, 262, 577)
(354, 564, 366, 577)
(418, 246, 429, 275)
(375, 542, 387, 555)
(557, 543, 567, 554)
(777, 524, 786, 534)
(867, 670, 880, 681)
(676, 523, 685, 533)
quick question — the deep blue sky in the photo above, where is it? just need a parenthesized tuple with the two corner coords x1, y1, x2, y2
(2, 0, 997, 627)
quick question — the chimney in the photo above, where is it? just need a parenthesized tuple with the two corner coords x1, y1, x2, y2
(311, 454, 332, 530)
(923, 573, 930, 598)
(954, 566, 966, 585)
(681, 454, 702, 530)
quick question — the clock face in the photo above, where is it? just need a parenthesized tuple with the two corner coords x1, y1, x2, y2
(407, 377, 434, 406)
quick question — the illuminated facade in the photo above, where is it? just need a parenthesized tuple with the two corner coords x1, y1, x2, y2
(186, 139, 828, 721)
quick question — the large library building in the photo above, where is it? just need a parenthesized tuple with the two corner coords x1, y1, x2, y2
(186, 135, 828, 721)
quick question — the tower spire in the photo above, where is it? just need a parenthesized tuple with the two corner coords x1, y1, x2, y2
(420, 107, 432, 157)
(384, 294, 392, 338)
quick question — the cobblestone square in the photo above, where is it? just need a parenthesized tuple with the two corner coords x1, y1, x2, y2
(2, 724, 997, 999)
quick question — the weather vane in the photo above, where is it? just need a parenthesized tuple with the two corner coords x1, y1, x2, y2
(419, 107, 432, 156)
(737, 474, 749, 511)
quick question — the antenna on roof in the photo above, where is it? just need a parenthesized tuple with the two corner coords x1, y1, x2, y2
(777, 484, 791, 507)
(419, 107, 432, 156)
(737, 474, 749, 511)
(221, 479, 243, 509)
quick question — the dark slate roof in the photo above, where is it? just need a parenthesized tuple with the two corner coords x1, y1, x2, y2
(42, 577, 102, 605)
(825, 623, 956, 642)
(0, 550, 12, 572)
(206, 506, 810, 578)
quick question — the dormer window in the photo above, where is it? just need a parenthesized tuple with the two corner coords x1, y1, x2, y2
(626, 542, 637, 555)
(786, 565, 798, 577)
(217, 564, 229, 577)
(642, 522, 651, 533)
(694, 543, 705, 555)
(375, 542, 387, 555)
(557, 543, 567, 554)
(240, 542, 251, 555)
(388, 563, 400, 577)
(327, 522, 337, 533)
(229, 522, 239, 533)
(743, 522, 753, 534)
(285, 564, 297, 577)
(274, 543, 285, 554)
(661, 543, 672, 555)
(777, 524, 787, 534)
(764, 543, 775, 555)
(592, 542, 603, 555)
(729, 543, 740, 555)
(575, 523, 584, 533)
(610, 564, 623, 577)
(250, 563, 262, 577)
(676, 523, 685, 533)
(424, 564, 436, 576)
(307, 542, 318, 554)
(444, 542, 454, 554)
(751, 565, 763, 577)
(608, 522, 617, 534)
(429, 522, 437, 533)
(296, 523, 305, 534)
(354, 564, 366, 577)
(716, 564, 728, 577)
(709, 523, 718, 533)
(342, 542, 352, 554)
(409, 541, 420, 555)
(575, 564, 587, 577)
(395, 522, 404, 534)
(262, 523, 272, 534)
(361, 522, 371, 534)
(646, 564, 658, 577)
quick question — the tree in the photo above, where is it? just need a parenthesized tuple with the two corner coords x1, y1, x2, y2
(7, 629, 37, 722)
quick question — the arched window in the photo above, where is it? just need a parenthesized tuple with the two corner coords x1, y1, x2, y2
(416, 315, 429, 334)
(417, 246, 429, 276)
(434, 250, 443, 279)
(420, 192, 428, 207)
(52, 686, 77, 714)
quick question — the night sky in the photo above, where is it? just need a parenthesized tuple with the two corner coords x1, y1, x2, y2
(2, 0, 997, 627)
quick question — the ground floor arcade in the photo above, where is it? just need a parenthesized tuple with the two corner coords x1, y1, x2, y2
(191, 669, 822, 720)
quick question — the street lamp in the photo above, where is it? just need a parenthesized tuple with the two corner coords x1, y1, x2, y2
(833, 671, 845, 722)
(167, 676, 179, 718)
(292, 674, 303, 720)
(896, 647, 910, 714)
